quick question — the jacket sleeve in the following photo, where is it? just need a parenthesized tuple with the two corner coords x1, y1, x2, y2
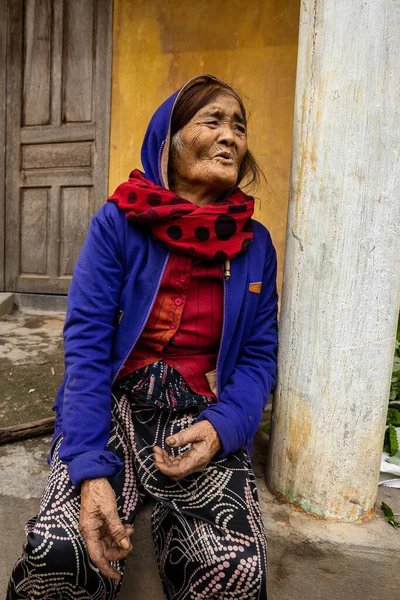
(198, 241, 278, 457)
(58, 208, 125, 488)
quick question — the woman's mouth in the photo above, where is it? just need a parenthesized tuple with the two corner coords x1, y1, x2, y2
(214, 152, 234, 162)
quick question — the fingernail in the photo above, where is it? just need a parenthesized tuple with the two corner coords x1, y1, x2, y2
(120, 537, 130, 550)
(166, 437, 176, 446)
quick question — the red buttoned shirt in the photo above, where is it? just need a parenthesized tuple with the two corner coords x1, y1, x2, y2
(117, 252, 223, 397)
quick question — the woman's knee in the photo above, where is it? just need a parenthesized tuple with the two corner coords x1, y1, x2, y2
(211, 547, 266, 599)
(7, 536, 85, 600)
(25, 532, 81, 575)
(230, 552, 266, 597)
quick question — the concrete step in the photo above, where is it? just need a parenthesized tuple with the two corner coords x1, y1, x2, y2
(0, 293, 15, 318)
(0, 293, 67, 317)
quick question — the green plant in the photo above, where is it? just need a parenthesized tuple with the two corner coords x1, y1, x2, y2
(384, 316, 400, 456)
(383, 423, 399, 456)
(389, 316, 400, 402)
(381, 502, 400, 529)
(263, 421, 271, 434)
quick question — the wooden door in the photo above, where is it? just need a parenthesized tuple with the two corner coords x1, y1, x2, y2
(4, 0, 113, 294)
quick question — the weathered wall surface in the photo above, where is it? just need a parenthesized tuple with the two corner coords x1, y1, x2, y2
(109, 0, 300, 291)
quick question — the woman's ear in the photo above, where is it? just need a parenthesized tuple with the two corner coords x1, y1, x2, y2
(168, 130, 184, 190)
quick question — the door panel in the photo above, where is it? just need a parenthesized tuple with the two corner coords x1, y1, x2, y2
(59, 186, 92, 276)
(5, 0, 112, 294)
(63, 0, 94, 123)
(20, 188, 50, 275)
(23, 0, 52, 126)
(21, 142, 93, 170)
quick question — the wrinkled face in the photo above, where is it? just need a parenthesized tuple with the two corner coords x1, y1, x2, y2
(171, 94, 248, 195)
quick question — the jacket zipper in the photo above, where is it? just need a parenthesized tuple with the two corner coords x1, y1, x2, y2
(158, 141, 165, 187)
(215, 267, 227, 399)
(112, 252, 170, 383)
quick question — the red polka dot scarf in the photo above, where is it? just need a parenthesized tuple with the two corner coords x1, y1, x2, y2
(108, 170, 254, 261)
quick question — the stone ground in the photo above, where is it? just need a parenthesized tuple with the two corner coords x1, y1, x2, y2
(0, 310, 64, 428)
(0, 308, 399, 599)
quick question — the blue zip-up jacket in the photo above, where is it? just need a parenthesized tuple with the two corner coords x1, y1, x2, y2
(52, 75, 278, 488)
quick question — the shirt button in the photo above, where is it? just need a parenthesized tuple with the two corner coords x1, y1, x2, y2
(170, 322, 177, 330)
(174, 298, 183, 306)
(179, 275, 186, 283)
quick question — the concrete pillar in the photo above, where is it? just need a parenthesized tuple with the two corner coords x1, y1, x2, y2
(266, 0, 400, 521)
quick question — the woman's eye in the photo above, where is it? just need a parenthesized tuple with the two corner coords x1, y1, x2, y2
(206, 120, 219, 126)
(236, 125, 246, 133)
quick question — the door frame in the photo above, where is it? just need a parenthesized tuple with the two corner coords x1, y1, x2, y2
(93, 0, 113, 211)
(0, 0, 6, 291)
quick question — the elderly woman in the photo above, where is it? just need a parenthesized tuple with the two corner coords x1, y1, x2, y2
(7, 74, 278, 600)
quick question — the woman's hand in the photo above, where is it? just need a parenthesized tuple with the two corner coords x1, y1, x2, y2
(79, 478, 133, 580)
(153, 420, 222, 480)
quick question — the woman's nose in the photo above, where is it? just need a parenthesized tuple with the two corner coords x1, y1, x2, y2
(217, 125, 235, 146)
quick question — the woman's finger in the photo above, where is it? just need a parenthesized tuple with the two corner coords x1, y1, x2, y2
(123, 524, 134, 536)
(104, 544, 132, 562)
(85, 533, 122, 580)
(165, 424, 203, 448)
(101, 526, 134, 562)
(102, 533, 115, 548)
(153, 447, 183, 469)
(102, 507, 131, 550)
(153, 445, 183, 465)
(154, 447, 206, 479)
(153, 445, 166, 462)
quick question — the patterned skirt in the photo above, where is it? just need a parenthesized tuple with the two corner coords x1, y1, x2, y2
(7, 362, 268, 600)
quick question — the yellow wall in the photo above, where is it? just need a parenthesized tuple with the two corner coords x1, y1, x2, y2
(109, 0, 300, 292)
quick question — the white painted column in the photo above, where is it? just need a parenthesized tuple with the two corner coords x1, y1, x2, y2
(266, 0, 400, 521)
